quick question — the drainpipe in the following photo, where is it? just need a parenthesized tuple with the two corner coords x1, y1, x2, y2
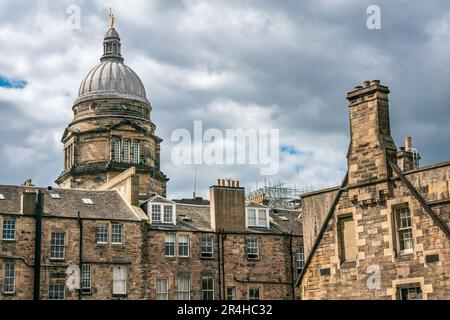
(221, 230, 226, 299)
(216, 230, 222, 300)
(289, 233, 295, 300)
(78, 211, 83, 300)
(33, 190, 43, 301)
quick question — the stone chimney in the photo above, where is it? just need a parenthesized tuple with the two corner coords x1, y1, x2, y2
(21, 191, 36, 215)
(346, 80, 397, 204)
(397, 136, 420, 171)
(210, 179, 245, 232)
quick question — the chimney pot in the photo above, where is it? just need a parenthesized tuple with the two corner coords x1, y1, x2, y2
(370, 80, 380, 85)
(363, 80, 371, 87)
(217, 179, 221, 186)
(354, 85, 363, 90)
(236, 181, 240, 187)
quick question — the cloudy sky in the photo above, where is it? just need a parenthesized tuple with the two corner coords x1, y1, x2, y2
(1, 0, 449, 199)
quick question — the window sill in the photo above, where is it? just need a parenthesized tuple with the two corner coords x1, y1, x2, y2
(96, 242, 108, 246)
(50, 258, 65, 261)
(340, 261, 357, 269)
(179, 256, 190, 259)
(1, 239, 16, 242)
(112, 293, 128, 298)
(396, 253, 413, 261)
(2, 292, 16, 296)
(111, 243, 123, 246)
(200, 256, 214, 260)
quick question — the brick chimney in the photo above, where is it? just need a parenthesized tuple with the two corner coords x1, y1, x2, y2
(21, 191, 37, 215)
(346, 81, 397, 204)
(397, 136, 420, 171)
(210, 179, 245, 232)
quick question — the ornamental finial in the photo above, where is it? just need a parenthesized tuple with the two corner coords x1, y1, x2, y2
(109, 8, 115, 28)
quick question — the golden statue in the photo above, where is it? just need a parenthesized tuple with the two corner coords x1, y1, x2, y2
(109, 8, 115, 28)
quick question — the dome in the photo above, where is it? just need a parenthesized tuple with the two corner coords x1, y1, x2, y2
(77, 60, 147, 104)
(75, 27, 149, 105)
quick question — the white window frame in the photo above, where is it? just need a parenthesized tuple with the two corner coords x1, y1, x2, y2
(81, 264, 92, 294)
(2, 218, 16, 241)
(176, 277, 191, 300)
(149, 203, 176, 225)
(96, 224, 108, 244)
(246, 208, 269, 228)
(50, 232, 65, 260)
(112, 265, 127, 295)
(122, 139, 130, 163)
(296, 246, 305, 273)
(3, 262, 15, 294)
(163, 205, 173, 223)
(201, 276, 214, 300)
(48, 284, 65, 300)
(132, 140, 140, 164)
(394, 206, 414, 255)
(165, 233, 176, 257)
(226, 287, 236, 300)
(200, 234, 214, 258)
(111, 224, 123, 245)
(156, 278, 169, 300)
(178, 234, 190, 258)
(246, 238, 259, 260)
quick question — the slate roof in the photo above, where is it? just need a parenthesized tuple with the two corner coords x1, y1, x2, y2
(0, 185, 140, 221)
(145, 196, 303, 235)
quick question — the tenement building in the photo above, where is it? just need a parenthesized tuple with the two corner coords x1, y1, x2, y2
(297, 80, 450, 300)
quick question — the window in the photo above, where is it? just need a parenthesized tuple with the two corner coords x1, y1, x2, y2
(123, 139, 130, 163)
(156, 278, 168, 300)
(48, 284, 65, 300)
(249, 288, 260, 300)
(81, 264, 91, 294)
(132, 140, 139, 164)
(111, 224, 123, 244)
(82, 198, 94, 205)
(112, 139, 121, 162)
(178, 235, 190, 257)
(2, 219, 16, 241)
(202, 276, 214, 300)
(247, 209, 257, 227)
(394, 206, 413, 254)
(338, 215, 357, 262)
(176, 277, 191, 300)
(226, 287, 236, 300)
(296, 246, 305, 273)
(200, 235, 214, 258)
(50, 232, 65, 260)
(151, 204, 161, 223)
(96, 224, 108, 244)
(246, 238, 259, 259)
(112, 265, 127, 295)
(163, 205, 173, 223)
(246, 208, 268, 228)
(0, 193, 5, 200)
(3, 263, 15, 294)
(258, 209, 267, 227)
(165, 234, 176, 257)
(398, 285, 422, 300)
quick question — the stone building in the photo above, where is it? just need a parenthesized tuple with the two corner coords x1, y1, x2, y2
(55, 25, 167, 198)
(142, 180, 303, 300)
(0, 174, 303, 300)
(0, 182, 147, 300)
(297, 80, 450, 300)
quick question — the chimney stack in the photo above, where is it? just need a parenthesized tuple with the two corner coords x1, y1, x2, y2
(21, 191, 37, 215)
(210, 178, 245, 232)
(397, 136, 420, 171)
(404, 136, 412, 152)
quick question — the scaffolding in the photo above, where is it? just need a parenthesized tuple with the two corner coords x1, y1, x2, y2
(246, 180, 314, 209)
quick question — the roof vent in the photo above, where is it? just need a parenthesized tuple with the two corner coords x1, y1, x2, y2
(181, 215, 192, 222)
(47, 186, 53, 191)
(49, 193, 61, 199)
(279, 216, 289, 221)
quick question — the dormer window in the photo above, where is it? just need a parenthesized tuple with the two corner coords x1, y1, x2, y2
(246, 207, 269, 228)
(149, 202, 176, 225)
